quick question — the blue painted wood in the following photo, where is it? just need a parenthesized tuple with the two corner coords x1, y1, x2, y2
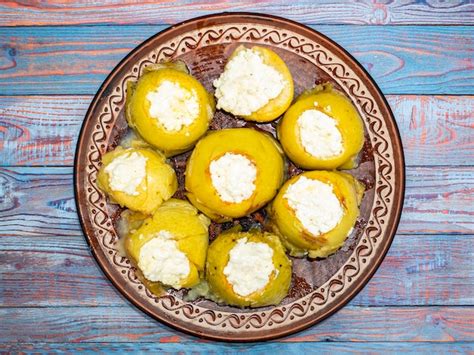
(1, 1, 473, 26)
(0, 306, 472, 343)
(0, 3, 473, 351)
(0, 26, 472, 95)
(1, 95, 472, 166)
(2, 234, 472, 307)
(1, 342, 474, 354)
(1, 167, 472, 237)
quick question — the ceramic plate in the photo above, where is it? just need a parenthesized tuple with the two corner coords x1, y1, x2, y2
(75, 13, 405, 341)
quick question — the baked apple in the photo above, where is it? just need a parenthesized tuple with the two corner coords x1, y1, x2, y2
(126, 61, 215, 157)
(185, 128, 286, 222)
(97, 146, 177, 214)
(213, 45, 294, 122)
(206, 229, 291, 307)
(268, 170, 364, 258)
(125, 199, 210, 289)
(278, 84, 364, 170)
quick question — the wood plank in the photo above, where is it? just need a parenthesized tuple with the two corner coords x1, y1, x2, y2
(0, 96, 89, 166)
(402, 166, 474, 234)
(0, 26, 472, 95)
(1, 166, 472, 237)
(0, 25, 158, 96)
(0, 306, 472, 343)
(1, 234, 472, 308)
(1, 95, 473, 167)
(391, 96, 474, 167)
(0, 1, 473, 26)
(1, 235, 121, 307)
(0, 168, 78, 237)
(1, 342, 473, 354)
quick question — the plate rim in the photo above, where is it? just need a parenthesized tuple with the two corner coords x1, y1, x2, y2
(74, 11, 405, 342)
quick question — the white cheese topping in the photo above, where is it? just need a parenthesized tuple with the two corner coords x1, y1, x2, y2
(138, 230, 190, 288)
(284, 176, 344, 236)
(213, 47, 285, 116)
(223, 237, 275, 296)
(146, 80, 199, 132)
(298, 109, 344, 159)
(105, 152, 147, 196)
(209, 153, 257, 203)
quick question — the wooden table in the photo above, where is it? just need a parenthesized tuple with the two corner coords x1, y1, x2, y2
(1, 1, 473, 353)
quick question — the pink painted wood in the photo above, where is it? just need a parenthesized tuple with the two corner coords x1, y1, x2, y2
(0, 1, 473, 26)
(0, 2, 473, 351)
(1, 95, 472, 166)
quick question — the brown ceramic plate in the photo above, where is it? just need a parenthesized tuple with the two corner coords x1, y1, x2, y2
(75, 13, 404, 341)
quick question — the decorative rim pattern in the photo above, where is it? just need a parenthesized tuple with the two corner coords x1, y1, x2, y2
(74, 13, 405, 341)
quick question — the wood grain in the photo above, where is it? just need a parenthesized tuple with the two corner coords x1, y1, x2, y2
(0, 95, 472, 166)
(0, 2, 472, 351)
(0, 96, 89, 166)
(0, 306, 472, 343)
(0, 26, 472, 95)
(392, 96, 474, 166)
(1, 342, 473, 353)
(402, 166, 474, 234)
(1, 167, 472, 237)
(1, 234, 472, 308)
(0, 168, 78, 237)
(0, 1, 473, 26)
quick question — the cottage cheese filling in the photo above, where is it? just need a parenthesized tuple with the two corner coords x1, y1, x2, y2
(298, 109, 344, 158)
(105, 152, 147, 196)
(223, 238, 275, 296)
(209, 153, 257, 203)
(213, 48, 285, 116)
(284, 176, 344, 235)
(138, 230, 190, 288)
(146, 80, 199, 131)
